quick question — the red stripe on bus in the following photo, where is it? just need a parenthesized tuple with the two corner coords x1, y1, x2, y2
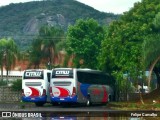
(102, 86, 108, 102)
(55, 87, 69, 97)
(28, 87, 40, 97)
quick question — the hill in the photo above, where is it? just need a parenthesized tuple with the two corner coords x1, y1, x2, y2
(0, 0, 119, 50)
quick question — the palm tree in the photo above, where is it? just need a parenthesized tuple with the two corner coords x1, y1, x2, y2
(0, 38, 7, 81)
(29, 38, 43, 69)
(29, 26, 65, 69)
(0, 38, 19, 82)
(4, 38, 19, 82)
(39, 26, 64, 68)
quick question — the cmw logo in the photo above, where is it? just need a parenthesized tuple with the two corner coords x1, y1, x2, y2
(55, 71, 70, 75)
(25, 72, 42, 77)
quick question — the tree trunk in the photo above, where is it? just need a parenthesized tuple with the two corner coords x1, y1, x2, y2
(1, 64, 3, 81)
(6, 53, 9, 83)
(6, 69, 9, 83)
(148, 56, 160, 88)
(139, 92, 144, 104)
(153, 67, 160, 88)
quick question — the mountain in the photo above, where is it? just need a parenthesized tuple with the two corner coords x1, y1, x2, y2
(0, 0, 119, 50)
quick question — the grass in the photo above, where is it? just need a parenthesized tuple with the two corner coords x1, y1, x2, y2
(107, 101, 160, 110)
(107, 88, 160, 110)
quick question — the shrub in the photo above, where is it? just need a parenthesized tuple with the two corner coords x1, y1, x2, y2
(11, 79, 22, 91)
(0, 80, 7, 86)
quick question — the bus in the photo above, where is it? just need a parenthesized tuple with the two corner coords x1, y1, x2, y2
(22, 69, 51, 106)
(50, 68, 115, 106)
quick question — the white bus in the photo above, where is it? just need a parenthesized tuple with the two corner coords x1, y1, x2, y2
(50, 68, 115, 106)
(22, 69, 51, 106)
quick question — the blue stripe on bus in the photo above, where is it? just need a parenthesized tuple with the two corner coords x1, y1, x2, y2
(22, 96, 47, 102)
(80, 84, 91, 97)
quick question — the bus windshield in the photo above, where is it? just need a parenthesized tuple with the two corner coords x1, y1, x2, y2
(23, 70, 44, 79)
(52, 69, 73, 78)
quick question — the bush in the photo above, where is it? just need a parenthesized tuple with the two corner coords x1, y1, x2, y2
(0, 80, 7, 86)
(11, 79, 22, 91)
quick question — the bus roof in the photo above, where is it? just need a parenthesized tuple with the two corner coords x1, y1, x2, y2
(53, 68, 102, 73)
(24, 69, 50, 71)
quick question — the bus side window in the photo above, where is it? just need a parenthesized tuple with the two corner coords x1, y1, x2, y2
(47, 73, 51, 83)
(77, 72, 85, 84)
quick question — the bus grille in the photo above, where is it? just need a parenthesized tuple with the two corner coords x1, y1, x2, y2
(25, 82, 42, 86)
(53, 82, 71, 86)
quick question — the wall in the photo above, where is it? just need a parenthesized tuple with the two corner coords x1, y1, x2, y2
(0, 87, 21, 102)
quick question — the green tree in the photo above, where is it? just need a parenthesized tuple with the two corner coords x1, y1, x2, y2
(153, 12, 160, 31)
(143, 12, 160, 88)
(143, 34, 160, 88)
(0, 38, 19, 82)
(5, 38, 19, 81)
(39, 26, 64, 67)
(66, 18, 105, 69)
(0, 38, 7, 81)
(29, 38, 43, 68)
(98, 0, 160, 101)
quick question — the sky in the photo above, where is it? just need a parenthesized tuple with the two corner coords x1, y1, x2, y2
(0, 0, 141, 14)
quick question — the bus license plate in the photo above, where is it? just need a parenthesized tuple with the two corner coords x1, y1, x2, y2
(31, 98, 35, 100)
(60, 98, 64, 100)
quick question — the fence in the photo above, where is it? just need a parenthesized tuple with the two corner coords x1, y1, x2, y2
(0, 86, 21, 102)
(117, 93, 147, 101)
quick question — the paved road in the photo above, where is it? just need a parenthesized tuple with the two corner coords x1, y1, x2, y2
(0, 103, 113, 112)
(0, 103, 121, 118)
(0, 103, 158, 119)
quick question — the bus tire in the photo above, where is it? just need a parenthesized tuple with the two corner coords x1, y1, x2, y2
(35, 102, 44, 107)
(108, 95, 112, 102)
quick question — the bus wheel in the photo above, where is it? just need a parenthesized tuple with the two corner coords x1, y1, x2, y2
(86, 96, 91, 106)
(108, 95, 112, 102)
(35, 102, 44, 107)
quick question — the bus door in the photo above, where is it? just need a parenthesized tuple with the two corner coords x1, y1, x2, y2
(50, 69, 77, 102)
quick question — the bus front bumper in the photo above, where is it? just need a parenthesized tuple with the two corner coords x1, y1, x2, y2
(50, 96, 77, 103)
(22, 96, 47, 102)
